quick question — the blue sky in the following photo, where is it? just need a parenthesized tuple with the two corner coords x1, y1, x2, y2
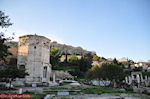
(0, 0, 150, 62)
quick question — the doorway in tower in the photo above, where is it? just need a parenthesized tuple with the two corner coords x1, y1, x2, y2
(43, 66, 47, 78)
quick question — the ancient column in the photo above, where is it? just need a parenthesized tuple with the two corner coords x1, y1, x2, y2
(145, 75, 149, 87)
(140, 74, 144, 82)
(145, 75, 148, 81)
(125, 77, 128, 84)
(53, 72, 56, 83)
(129, 76, 132, 85)
(137, 74, 140, 83)
(131, 74, 134, 80)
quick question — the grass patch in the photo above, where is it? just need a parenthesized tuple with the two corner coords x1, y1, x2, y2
(30, 93, 46, 99)
(45, 87, 68, 90)
(60, 82, 72, 86)
(53, 66, 74, 72)
(23, 91, 46, 99)
(79, 87, 124, 94)
(0, 88, 17, 91)
(44, 86, 131, 95)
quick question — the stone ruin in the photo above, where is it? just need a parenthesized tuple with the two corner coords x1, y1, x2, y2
(125, 72, 150, 87)
(125, 71, 150, 93)
(17, 35, 52, 85)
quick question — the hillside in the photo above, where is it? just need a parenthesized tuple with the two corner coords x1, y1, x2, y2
(51, 41, 96, 55)
(6, 41, 96, 60)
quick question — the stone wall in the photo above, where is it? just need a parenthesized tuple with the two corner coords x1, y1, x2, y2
(17, 35, 51, 84)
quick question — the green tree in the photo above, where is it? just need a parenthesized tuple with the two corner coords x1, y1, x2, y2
(65, 49, 68, 63)
(8, 58, 17, 67)
(86, 63, 125, 87)
(84, 53, 93, 65)
(0, 11, 12, 28)
(80, 53, 93, 71)
(0, 11, 13, 62)
(101, 63, 125, 81)
(133, 67, 143, 72)
(93, 56, 99, 61)
(50, 47, 61, 69)
(113, 58, 118, 65)
(69, 54, 79, 65)
(0, 66, 28, 88)
(0, 11, 28, 88)
(142, 72, 150, 76)
(86, 65, 105, 85)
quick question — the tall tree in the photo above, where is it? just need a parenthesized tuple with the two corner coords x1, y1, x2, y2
(65, 49, 68, 63)
(0, 11, 13, 62)
(69, 54, 79, 65)
(113, 58, 118, 65)
(50, 47, 61, 69)
(0, 11, 28, 88)
(0, 11, 12, 28)
(79, 53, 93, 72)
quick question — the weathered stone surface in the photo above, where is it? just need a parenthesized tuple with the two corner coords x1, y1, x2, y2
(51, 70, 74, 80)
(51, 41, 96, 55)
(17, 35, 51, 84)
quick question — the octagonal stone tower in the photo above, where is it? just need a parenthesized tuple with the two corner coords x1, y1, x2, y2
(17, 34, 51, 85)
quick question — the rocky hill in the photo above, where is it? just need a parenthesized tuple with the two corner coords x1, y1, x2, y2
(51, 41, 96, 56)
(6, 41, 96, 57)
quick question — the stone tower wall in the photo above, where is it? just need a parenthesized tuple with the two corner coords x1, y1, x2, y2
(17, 35, 51, 84)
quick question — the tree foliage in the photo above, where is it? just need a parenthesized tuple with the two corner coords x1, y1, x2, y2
(113, 58, 118, 65)
(69, 54, 79, 65)
(92, 56, 106, 62)
(0, 67, 28, 80)
(101, 63, 125, 81)
(65, 49, 68, 63)
(142, 72, 150, 76)
(50, 47, 61, 68)
(0, 66, 28, 88)
(133, 67, 143, 72)
(0, 11, 13, 62)
(0, 11, 12, 28)
(79, 53, 93, 72)
(86, 63, 125, 87)
(93, 56, 99, 61)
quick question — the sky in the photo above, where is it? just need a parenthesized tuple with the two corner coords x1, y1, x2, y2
(0, 0, 150, 62)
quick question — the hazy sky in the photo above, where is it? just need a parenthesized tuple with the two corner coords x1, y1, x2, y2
(0, 0, 150, 62)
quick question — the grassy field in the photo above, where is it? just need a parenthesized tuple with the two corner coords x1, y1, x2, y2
(0, 88, 17, 91)
(28, 86, 150, 99)
(43, 86, 133, 94)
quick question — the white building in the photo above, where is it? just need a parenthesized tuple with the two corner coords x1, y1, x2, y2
(131, 62, 149, 71)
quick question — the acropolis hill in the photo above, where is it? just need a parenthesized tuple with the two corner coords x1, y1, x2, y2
(6, 37, 96, 58)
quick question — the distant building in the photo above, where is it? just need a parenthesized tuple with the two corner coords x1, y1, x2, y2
(131, 62, 149, 71)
